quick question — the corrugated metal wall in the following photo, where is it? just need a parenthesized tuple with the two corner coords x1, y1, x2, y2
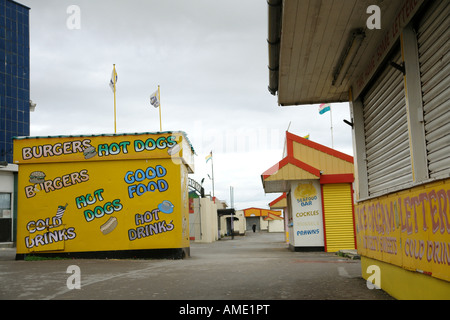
(417, 0, 450, 179)
(322, 183, 355, 252)
(362, 50, 412, 196)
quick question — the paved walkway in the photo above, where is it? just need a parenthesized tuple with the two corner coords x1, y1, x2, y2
(0, 232, 394, 300)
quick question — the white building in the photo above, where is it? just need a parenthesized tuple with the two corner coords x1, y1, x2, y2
(0, 164, 17, 246)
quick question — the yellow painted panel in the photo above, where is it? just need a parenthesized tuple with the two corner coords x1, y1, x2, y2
(271, 197, 287, 209)
(362, 256, 450, 300)
(323, 183, 355, 252)
(261, 209, 282, 217)
(355, 179, 450, 282)
(293, 142, 353, 175)
(13, 132, 194, 173)
(28, 224, 66, 252)
(265, 163, 317, 181)
(244, 208, 261, 217)
(14, 133, 193, 256)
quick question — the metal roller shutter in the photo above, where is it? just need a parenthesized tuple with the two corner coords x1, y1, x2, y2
(417, 0, 450, 179)
(322, 183, 355, 252)
(362, 50, 412, 196)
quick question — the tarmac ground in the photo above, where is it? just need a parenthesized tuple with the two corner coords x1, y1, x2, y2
(0, 231, 394, 300)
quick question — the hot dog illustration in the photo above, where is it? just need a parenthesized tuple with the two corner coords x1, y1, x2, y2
(100, 216, 118, 235)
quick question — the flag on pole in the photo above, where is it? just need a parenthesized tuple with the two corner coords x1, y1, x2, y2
(319, 103, 334, 148)
(109, 67, 118, 92)
(205, 151, 215, 197)
(319, 103, 331, 115)
(110, 64, 118, 133)
(150, 89, 160, 108)
(150, 86, 162, 131)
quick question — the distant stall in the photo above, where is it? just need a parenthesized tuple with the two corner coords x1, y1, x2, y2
(264, 212, 284, 233)
(243, 207, 282, 232)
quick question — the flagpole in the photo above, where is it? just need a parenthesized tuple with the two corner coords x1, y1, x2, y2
(158, 85, 162, 131)
(319, 103, 333, 148)
(330, 107, 334, 149)
(211, 151, 215, 199)
(113, 64, 117, 134)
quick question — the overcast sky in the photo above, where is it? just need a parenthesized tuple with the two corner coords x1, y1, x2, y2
(19, 0, 353, 210)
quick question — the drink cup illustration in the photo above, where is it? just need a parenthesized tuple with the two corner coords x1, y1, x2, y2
(56, 203, 68, 219)
(158, 200, 174, 213)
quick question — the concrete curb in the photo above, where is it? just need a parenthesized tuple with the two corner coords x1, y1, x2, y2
(336, 249, 360, 260)
(0, 243, 15, 249)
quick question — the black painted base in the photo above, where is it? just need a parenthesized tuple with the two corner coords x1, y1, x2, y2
(15, 247, 190, 260)
(288, 244, 324, 252)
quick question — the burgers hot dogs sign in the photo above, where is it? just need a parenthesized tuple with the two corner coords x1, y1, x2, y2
(19, 135, 180, 161)
(14, 132, 194, 258)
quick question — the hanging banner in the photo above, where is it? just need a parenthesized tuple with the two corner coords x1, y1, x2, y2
(290, 180, 324, 247)
(355, 179, 450, 282)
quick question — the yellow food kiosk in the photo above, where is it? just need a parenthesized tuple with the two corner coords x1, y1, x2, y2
(13, 131, 194, 259)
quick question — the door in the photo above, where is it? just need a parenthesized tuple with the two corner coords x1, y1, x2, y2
(322, 183, 355, 252)
(246, 216, 260, 232)
(0, 193, 12, 242)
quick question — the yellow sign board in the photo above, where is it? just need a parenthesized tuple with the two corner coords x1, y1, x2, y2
(14, 132, 194, 258)
(355, 179, 450, 282)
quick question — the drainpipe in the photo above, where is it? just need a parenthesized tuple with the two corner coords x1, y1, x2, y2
(267, 0, 282, 95)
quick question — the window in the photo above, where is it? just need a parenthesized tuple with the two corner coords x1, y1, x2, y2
(0, 193, 12, 242)
(0, 193, 11, 218)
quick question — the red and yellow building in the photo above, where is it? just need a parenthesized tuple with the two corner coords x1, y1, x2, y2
(243, 207, 282, 232)
(269, 193, 289, 240)
(262, 131, 355, 252)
